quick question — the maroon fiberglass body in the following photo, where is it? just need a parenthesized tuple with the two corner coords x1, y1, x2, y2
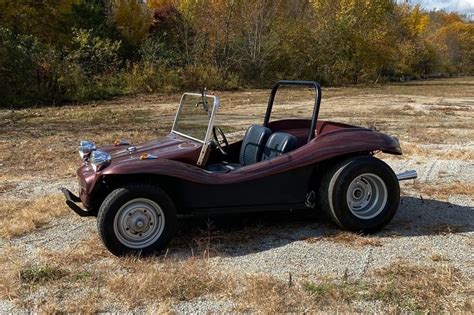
(75, 117, 400, 214)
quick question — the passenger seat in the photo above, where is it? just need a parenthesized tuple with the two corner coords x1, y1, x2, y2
(262, 132, 297, 160)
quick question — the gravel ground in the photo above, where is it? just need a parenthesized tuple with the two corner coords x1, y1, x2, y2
(1, 156, 472, 313)
(174, 296, 235, 314)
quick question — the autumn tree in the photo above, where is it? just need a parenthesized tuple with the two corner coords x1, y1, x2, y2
(110, 0, 153, 47)
(0, 0, 76, 46)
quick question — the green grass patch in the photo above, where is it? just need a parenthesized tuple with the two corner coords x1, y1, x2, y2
(20, 265, 66, 284)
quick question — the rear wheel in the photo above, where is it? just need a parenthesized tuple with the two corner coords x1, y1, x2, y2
(319, 156, 399, 232)
(97, 184, 177, 256)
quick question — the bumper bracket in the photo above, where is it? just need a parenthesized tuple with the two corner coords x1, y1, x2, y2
(60, 187, 94, 217)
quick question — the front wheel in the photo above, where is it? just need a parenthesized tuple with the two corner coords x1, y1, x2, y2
(97, 184, 177, 256)
(319, 156, 400, 232)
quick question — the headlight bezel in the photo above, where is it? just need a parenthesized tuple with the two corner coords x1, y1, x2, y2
(90, 150, 112, 172)
(79, 140, 97, 159)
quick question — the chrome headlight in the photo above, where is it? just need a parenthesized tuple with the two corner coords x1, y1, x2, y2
(90, 150, 111, 172)
(79, 140, 96, 158)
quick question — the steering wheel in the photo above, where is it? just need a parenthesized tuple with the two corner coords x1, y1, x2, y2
(212, 126, 229, 155)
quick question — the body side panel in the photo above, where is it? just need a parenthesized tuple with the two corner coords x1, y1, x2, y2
(99, 128, 400, 185)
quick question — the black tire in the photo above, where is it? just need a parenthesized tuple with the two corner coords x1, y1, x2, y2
(97, 184, 177, 256)
(319, 156, 400, 232)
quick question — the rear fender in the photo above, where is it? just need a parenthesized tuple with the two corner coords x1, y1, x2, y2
(306, 129, 401, 189)
(313, 128, 402, 157)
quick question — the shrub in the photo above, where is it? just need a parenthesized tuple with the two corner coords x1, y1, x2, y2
(58, 62, 124, 102)
(55, 29, 124, 102)
(67, 29, 122, 77)
(179, 64, 240, 90)
(139, 36, 175, 67)
(0, 27, 58, 107)
(122, 61, 162, 93)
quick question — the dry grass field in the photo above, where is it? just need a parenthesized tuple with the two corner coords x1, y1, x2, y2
(0, 77, 473, 313)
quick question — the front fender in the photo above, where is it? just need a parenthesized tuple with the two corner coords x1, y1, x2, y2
(101, 158, 210, 183)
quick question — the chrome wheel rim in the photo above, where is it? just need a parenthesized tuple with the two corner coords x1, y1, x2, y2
(113, 198, 165, 249)
(346, 173, 387, 220)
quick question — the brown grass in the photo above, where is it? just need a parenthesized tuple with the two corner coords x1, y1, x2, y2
(2, 238, 471, 313)
(369, 262, 467, 312)
(40, 235, 109, 268)
(430, 253, 449, 262)
(37, 295, 102, 314)
(239, 275, 362, 313)
(234, 275, 320, 313)
(236, 261, 470, 313)
(16, 268, 103, 312)
(0, 194, 67, 238)
(0, 241, 103, 312)
(107, 258, 230, 308)
(387, 142, 474, 160)
(0, 246, 22, 300)
(408, 181, 474, 200)
(36, 235, 231, 311)
(306, 231, 383, 247)
(0, 103, 171, 179)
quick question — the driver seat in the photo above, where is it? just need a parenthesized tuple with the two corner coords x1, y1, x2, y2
(207, 125, 271, 172)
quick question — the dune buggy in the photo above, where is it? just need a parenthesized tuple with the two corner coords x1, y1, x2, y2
(62, 81, 416, 256)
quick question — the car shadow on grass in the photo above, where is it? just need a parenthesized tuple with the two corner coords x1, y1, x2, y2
(169, 196, 473, 257)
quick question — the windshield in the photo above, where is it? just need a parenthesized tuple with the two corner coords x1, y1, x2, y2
(172, 93, 218, 142)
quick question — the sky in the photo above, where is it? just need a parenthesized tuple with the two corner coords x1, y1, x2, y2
(402, 0, 474, 17)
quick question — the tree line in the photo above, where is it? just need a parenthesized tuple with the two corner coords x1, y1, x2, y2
(0, 0, 472, 107)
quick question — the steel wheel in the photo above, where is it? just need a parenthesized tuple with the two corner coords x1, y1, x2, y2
(346, 173, 388, 220)
(113, 198, 165, 249)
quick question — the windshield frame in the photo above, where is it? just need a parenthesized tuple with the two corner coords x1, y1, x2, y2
(171, 93, 219, 166)
(171, 93, 219, 143)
